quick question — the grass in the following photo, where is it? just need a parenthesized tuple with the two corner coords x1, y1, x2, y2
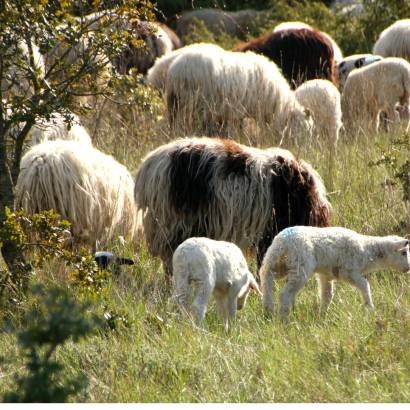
(1, 63, 410, 404)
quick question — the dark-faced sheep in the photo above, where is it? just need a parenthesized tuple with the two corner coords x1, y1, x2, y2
(233, 28, 337, 89)
(134, 137, 331, 276)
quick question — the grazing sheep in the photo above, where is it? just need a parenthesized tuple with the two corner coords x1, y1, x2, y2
(273, 22, 343, 63)
(295, 79, 342, 149)
(176, 8, 263, 41)
(15, 140, 138, 248)
(337, 54, 383, 89)
(172, 237, 261, 330)
(31, 112, 92, 145)
(233, 28, 337, 88)
(373, 19, 410, 62)
(94, 251, 134, 274)
(146, 43, 224, 93)
(342, 57, 410, 135)
(134, 137, 331, 276)
(260, 226, 410, 321)
(165, 47, 311, 139)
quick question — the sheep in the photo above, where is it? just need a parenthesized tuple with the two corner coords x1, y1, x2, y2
(260, 226, 410, 321)
(172, 237, 261, 331)
(1, 40, 45, 98)
(295, 79, 342, 150)
(337, 54, 383, 89)
(31, 112, 92, 145)
(134, 137, 331, 276)
(273, 22, 343, 63)
(373, 19, 410, 62)
(158, 23, 182, 50)
(15, 140, 138, 249)
(94, 251, 134, 275)
(342, 57, 410, 135)
(233, 28, 337, 89)
(176, 8, 263, 42)
(165, 47, 311, 139)
(146, 43, 224, 93)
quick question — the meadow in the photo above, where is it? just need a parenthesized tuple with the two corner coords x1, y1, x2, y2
(0, 1, 410, 402)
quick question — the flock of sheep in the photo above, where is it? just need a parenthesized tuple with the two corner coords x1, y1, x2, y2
(5, 9, 410, 328)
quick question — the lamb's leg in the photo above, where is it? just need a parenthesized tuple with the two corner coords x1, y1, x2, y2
(191, 282, 213, 325)
(279, 265, 312, 322)
(347, 274, 374, 309)
(261, 267, 275, 315)
(317, 274, 334, 312)
(225, 297, 238, 332)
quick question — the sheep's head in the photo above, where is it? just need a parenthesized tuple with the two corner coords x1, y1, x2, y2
(94, 251, 134, 275)
(237, 272, 262, 310)
(383, 237, 410, 273)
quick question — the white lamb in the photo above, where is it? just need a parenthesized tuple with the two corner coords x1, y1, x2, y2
(146, 43, 224, 93)
(295, 79, 342, 150)
(172, 237, 261, 331)
(337, 54, 383, 89)
(373, 19, 410, 62)
(342, 57, 410, 135)
(260, 226, 410, 321)
(31, 112, 92, 145)
(166, 47, 311, 140)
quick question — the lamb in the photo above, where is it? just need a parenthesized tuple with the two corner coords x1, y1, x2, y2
(341, 57, 410, 135)
(146, 43, 224, 93)
(337, 54, 383, 89)
(172, 237, 261, 331)
(134, 137, 331, 276)
(165, 47, 311, 139)
(15, 140, 138, 249)
(31, 112, 92, 146)
(260, 226, 410, 321)
(373, 19, 410, 62)
(295, 79, 342, 150)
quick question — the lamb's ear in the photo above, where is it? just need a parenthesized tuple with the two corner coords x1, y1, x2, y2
(392, 239, 409, 251)
(249, 275, 262, 297)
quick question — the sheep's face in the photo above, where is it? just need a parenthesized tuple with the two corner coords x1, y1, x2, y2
(385, 239, 410, 273)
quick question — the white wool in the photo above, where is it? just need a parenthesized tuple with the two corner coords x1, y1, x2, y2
(273, 22, 343, 63)
(15, 140, 138, 248)
(172, 237, 260, 330)
(373, 19, 410, 62)
(342, 57, 410, 135)
(165, 47, 310, 140)
(260, 226, 410, 321)
(146, 43, 224, 93)
(295, 79, 342, 149)
(31, 113, 92, 145)
(337, 54, 383, 89)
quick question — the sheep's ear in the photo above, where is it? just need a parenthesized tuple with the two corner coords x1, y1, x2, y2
(393, 239, 409, 251)
(249, 275, 262, 297)
(117, 258, 135, 265)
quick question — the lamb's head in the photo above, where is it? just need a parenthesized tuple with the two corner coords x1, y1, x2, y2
(284, 104, 313, 143)
(237, 272, 262, 310)
(382, 237, 410, 273)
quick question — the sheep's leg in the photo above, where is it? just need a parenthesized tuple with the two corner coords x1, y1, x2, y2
(279, 265, 312, 322)
(225, 297, 238, 332)
(347, 274, 374, 309)
(261, 267, 275, 315)
(317, 274, 334, 312)
(191, 283, 213, 325)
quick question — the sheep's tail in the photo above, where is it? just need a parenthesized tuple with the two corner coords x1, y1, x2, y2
(259, 236, 286, 315)
(298, 159, 332, 228)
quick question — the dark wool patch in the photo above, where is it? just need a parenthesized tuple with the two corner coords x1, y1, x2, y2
(233, 28, 336, 89)
(168, 144, 217, 215)
(219, 139, 252, 178)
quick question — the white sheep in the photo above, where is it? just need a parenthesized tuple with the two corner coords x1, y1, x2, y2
(341, 57, 410, 135)
(165, 47, 311, 140)
(273, 22, 343, 63)
(172, 237, 261, 330)
(31, 112, 92, 145)
(15, 140, 138, 249)
(295, 79, 342, 150)
(337, 54, 383, 89)
(260, 226, 410, 321)
(373, 19, 410, 62)
(146, 43, 224, 93)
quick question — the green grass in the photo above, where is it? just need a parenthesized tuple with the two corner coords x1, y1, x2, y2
(1, 69, 410, 404)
